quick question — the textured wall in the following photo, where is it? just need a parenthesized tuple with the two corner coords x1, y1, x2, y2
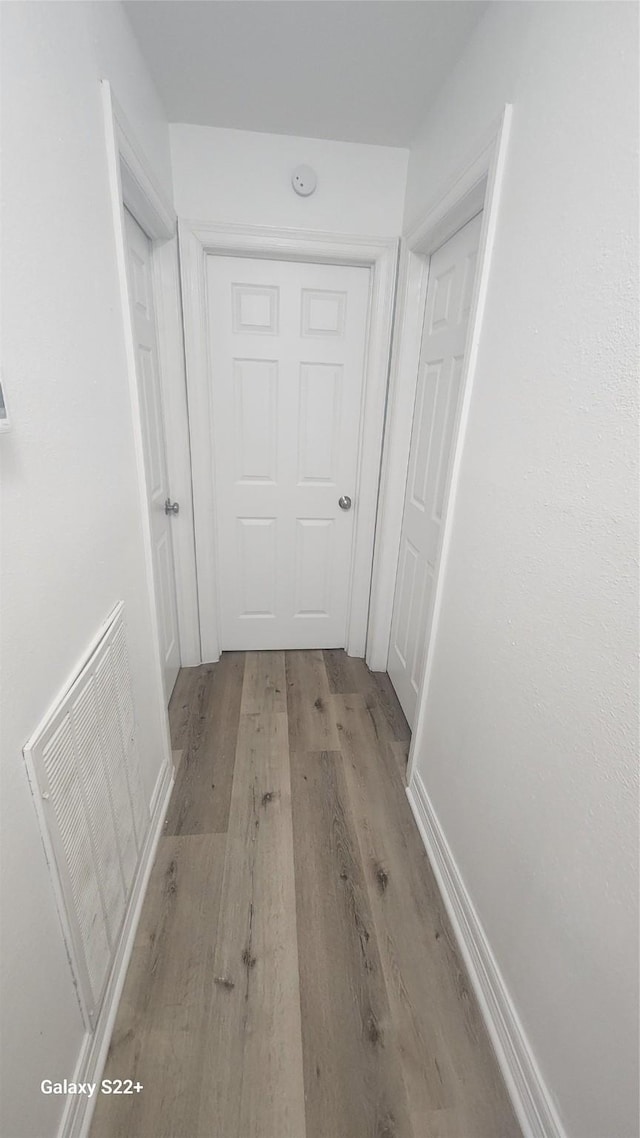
(170, 122, 408, 235)
(405, 3, 639, 1135)
(0, 4, 172, 1135)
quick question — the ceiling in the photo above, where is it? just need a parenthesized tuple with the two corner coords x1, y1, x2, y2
(124, 1, 488, 148)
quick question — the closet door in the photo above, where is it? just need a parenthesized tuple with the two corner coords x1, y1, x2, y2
(206, 255, 370, 651)
(388, 212, 483, 726)
(124, 208, 180, 698)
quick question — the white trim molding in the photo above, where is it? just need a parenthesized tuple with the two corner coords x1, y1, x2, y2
(367, 106, 512, 676)
(179, 219, 398, 662)
(58, 760, 174, 1138)
(151, 239, 202, 666)
(407, 771, 567, 1138)
(113, 106, 175, 242)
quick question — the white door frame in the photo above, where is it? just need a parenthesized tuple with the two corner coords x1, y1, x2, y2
(101, 82, 201, 689)
(368, 105, 512, 780)
(179, 219, 398, 663)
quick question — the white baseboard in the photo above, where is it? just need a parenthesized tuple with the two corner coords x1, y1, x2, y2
(407, 771, 566, 1138)
(148, 752, 172, 821)
(58, 759, 174, 1138)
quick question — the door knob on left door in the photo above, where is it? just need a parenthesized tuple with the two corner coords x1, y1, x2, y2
(164, 498, 180, 515)
(338, 495, 352, 511)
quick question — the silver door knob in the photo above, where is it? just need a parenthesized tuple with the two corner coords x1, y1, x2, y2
(338, 495, 352, 511)
(164, 498, 180, 515)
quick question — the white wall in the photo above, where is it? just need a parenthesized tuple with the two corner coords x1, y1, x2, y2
(170, 122, 408, 234)
(404, 4, 639, 1136)
(0, 4, 173, 1136)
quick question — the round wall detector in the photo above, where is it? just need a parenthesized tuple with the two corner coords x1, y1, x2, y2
(292, 165, 317, 197)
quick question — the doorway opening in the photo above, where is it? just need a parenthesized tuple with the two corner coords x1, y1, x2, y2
(367, 106, 512, 778)
(179, 222, 398, 665)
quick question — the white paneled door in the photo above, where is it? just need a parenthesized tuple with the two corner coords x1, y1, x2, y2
(388, 212, 483, 726)
(124, 209, 180, 698)
(206, 256, 370, 650)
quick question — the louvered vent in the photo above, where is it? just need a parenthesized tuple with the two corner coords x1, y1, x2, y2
(24, 603, 148, 1026)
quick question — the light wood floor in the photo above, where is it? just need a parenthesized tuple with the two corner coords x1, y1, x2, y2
(91, 650, 520, 1138)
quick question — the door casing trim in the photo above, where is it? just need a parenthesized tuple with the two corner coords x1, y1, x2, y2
(179, 219, 399, 661)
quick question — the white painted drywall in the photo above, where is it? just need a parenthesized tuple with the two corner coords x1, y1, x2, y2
(89, 1, 174, 199)
(404, 4, 639, 1136)
(125, 0, 486, 147)
(0, 4, 173, 1136)
(170, 123, 408, 235)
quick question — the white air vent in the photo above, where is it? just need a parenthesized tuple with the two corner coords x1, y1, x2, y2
(24, 603, 148, 1027)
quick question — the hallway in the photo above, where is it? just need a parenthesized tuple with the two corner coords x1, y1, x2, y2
(91, 650, 519, 1138)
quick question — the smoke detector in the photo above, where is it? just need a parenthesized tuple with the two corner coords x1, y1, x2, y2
(292, 165, 317, 197)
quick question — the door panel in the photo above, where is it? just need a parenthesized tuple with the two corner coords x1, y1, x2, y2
(237, 516, 277, 616)
(388, 212, 483, 726)
(294, 518, 334, 615)
(207, 256, 370, 651)
(234, 358, 278, 482)
(298, 363, 342, 483)
(124, 209, 180, 698)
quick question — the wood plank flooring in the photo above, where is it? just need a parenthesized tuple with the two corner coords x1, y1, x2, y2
(91, 650, 520, 1138)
